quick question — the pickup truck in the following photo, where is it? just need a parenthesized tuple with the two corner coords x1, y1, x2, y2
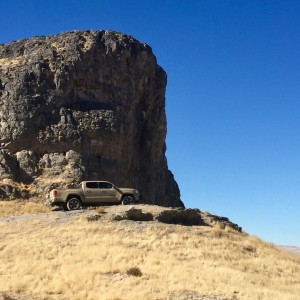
(48, 181, 141, 210)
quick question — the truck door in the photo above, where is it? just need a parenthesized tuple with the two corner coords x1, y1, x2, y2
(98, 182, 119, 202)
(84, 182, 103, 203)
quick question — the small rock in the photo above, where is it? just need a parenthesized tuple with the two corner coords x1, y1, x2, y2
(125, 208, 153, 221)
(86, 214, 101, 222)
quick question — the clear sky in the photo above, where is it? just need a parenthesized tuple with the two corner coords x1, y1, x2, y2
(1, 0, 299, 246)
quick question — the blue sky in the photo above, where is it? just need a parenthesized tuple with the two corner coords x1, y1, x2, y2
(1, 0, 299, 246)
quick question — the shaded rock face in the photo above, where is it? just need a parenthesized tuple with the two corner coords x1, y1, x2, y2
(155, 208, 204, 226)
(0, 30, 183, 207)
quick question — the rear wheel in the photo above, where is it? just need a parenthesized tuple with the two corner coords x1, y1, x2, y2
(66, 197, 81, 211)
(122, 195, 135, 205)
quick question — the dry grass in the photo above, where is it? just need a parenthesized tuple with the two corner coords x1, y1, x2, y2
(0, 201, 49, 217)
(0, 206, 299, 300)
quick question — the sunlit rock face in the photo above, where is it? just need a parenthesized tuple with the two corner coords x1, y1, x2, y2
(0, 30, 183, 207)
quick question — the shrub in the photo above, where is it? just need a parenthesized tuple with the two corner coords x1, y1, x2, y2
(243, 244, 256, 253)
(126, 267, 143, 277)
(96, 207, 108, 214)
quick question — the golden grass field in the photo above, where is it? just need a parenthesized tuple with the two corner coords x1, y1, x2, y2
(0, 202, 300, 300)
(0, 201, 49, 218)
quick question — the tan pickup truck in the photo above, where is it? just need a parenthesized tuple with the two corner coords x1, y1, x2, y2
(47, 181, 141, 210)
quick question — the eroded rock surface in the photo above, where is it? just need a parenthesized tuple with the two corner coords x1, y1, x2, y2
(0, 30, 182, 207)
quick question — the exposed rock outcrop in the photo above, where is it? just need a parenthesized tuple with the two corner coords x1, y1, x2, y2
(86, 205, 242, 231)
(201, 212, 242, 232)
(0, 30, 183, 207)
(155, 208, 204, 226)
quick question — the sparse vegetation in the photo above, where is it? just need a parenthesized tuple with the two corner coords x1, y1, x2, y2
(0, 203, 299, 299)
(96, 206, 108, 214)
(126, 267, 143, 277)
(1, 293, 16, 300)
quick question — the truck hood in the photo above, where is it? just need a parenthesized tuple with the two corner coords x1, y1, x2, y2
(119, 187, 137, 193)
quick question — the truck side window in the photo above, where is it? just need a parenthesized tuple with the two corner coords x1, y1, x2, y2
(86, 182, 98, 189)
(98, 182, 113, 189)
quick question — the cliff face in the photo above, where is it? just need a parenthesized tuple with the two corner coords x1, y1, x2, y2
(0, 30, 183, 207)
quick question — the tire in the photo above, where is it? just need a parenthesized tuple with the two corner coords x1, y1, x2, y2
(121, 195, 135, 205)
(66, 197, 81, 211)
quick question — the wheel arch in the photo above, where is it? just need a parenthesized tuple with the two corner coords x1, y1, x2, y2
(121, 193, 135, 200)
(66, 194, 82, 202)
(121, 194, 136, 205)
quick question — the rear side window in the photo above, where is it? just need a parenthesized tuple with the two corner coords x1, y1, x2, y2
(86, 182, 98, 189)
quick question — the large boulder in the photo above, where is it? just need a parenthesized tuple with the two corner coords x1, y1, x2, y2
(0, 30, 183, 207)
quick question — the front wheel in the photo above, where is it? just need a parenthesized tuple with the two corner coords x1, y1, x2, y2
(66, 198, 81, 211)
(122, 195, 135, 205)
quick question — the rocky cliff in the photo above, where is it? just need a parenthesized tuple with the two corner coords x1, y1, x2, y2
(0, 30, 183, 207)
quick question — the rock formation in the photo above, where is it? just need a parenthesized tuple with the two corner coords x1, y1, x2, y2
(0, 30, 183, 207)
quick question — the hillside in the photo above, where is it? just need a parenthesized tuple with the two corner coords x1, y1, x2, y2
(0, 202, 299, 300)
